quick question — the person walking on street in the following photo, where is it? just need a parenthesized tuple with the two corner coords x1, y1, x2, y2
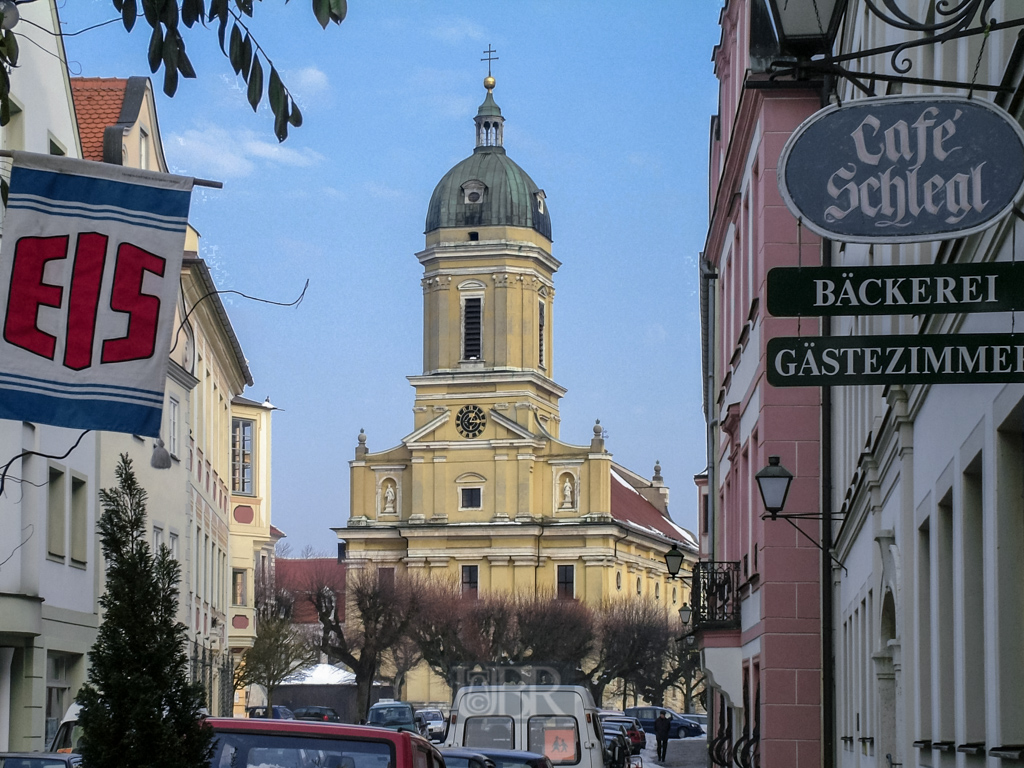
(654, 710, 672, 762)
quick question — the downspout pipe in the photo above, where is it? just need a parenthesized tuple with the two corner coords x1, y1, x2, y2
(821, 239, 835, 768)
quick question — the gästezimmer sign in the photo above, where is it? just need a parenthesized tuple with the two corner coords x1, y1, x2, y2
(778, 95, 1024, 243)
(767, 334, 1024, 387)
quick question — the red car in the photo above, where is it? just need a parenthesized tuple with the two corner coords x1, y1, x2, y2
(206, 717, 445, 768)
(599, 717, 645, 755)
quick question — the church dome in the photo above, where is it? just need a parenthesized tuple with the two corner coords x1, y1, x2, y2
(425, 78, 551, 240)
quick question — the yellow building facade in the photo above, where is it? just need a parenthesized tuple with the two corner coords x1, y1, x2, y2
(339, 78, 698, 706)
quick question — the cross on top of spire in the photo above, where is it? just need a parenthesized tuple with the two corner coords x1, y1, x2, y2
(481, 45, 499, 77)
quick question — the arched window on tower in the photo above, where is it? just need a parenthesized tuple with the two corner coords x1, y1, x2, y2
(459, 280, 486, 362)
(538, 300, 546, 369)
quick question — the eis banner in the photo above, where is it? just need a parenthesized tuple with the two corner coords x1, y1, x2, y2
(0, 152, 194, 436)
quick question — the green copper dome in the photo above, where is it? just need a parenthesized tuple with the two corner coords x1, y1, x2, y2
(425, 79, 551, 240)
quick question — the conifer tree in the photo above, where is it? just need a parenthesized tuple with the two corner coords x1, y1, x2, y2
(76, 454, 213, 768)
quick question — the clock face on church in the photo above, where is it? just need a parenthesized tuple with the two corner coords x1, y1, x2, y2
(456, 405, 486, 438)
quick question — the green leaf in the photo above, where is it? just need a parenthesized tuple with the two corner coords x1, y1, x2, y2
(1, 179, 9, 208)
(237, 0, 253, 16)
(161, 0, 179, 29)
(241, 33, 253, 79)
(0, 91, 9, 129)
(121, 0, 137, 32)
(228, 23, 243, 74)
(182, 0, 202, 27)
(148, 25, 163, 73)
(288, 99, 303, 127)
(312, 0, 330, 29)
(268, 67, 285, 117)
(141, 0, 159, 28)
(4, 30, 17, 68)
(247, 55, 263, 112)
(329, 0, 347, 23)
(175, 33, 196, 78)
(163, 57, 179, 96)
(162, 28, 179, 75)
(274, 104, 288, 142)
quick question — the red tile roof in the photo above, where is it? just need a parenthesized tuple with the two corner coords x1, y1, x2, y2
(610, 469, 697, 548)
(276, 557, 346, 625)
(70, 78, 127, 161)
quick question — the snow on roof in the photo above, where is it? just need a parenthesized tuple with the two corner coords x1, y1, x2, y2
(610, 469, 698, 550)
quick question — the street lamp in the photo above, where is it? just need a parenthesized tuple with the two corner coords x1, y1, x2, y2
(664, 544, 685, 578)
(765, 0, 846, 58)
(755, 455, 794, 520)
(678, 603, 692, 626)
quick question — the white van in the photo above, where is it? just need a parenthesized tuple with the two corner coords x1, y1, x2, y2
(445, 686, 604, 768)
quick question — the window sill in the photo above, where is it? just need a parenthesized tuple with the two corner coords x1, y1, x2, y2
(70, 559, 87, 570)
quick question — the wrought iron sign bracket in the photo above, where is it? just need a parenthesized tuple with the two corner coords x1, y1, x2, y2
(761, 512, 848, 573)
(768, 4, 1024, 97)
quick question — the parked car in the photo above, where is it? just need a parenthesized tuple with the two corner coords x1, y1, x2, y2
(680, 713, 706, 729)
(440, 747, 496, 768)
(246, 705, 295, 719)
(206, 716, 443, 768)
(0, 753, 81, 768)
(470, 748, 554, 768)
(622, 707, 702, 739)
(598, 717, 644, 755)
(417, 707, 447, 740)
(367, 701, 428, 737)
(293, 706, 342, 722)
(601, 726, 631, 768)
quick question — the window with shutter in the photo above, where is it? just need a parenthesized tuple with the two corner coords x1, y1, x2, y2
(463, 297, 482, 360)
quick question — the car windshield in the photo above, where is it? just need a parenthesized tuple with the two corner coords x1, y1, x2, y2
(421, 712, 443, 722)
(490, 761, 534, 768)
(211, 731, 394, 768)
(443, 759, 471, 768)
(368, 706, 412, 725)
(0, 759, 73, 768)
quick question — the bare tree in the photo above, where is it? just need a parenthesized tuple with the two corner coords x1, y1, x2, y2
(233, 615, 318, 715)
(300, 566, 419, 720)
(406, 577, 471, 689)
(584, 598, 672, 704)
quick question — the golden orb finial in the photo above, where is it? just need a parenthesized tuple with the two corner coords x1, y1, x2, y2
(484, 75, 496, 91)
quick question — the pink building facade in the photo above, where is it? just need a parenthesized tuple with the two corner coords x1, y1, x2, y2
(696, 1, 828, 766)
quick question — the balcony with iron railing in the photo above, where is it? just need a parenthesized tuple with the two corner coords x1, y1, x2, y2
(691, 560, 742, 631)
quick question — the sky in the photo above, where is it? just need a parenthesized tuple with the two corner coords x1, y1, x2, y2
(60, 1, 725, 552)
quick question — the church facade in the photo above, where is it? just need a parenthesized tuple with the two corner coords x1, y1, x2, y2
(338, 76, 697, 706)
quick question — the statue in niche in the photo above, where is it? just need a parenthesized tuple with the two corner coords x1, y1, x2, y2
(560, 476, 574, 508)
(383, 483, 396, 514)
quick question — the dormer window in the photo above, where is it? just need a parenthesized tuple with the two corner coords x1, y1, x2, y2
(462, 180, 486, 205)
(535, 190, 546, 214)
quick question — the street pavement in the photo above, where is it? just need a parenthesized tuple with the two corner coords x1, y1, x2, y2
(641, 734, 707, 768)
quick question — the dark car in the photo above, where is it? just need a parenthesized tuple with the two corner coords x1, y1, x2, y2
(0, 754, 81, 768)
(367, 701, 429, 737)
(599, 717, 644, 755)
(601, 728, 631, 768)
(471, 748, 554, 768)
(440, 747, 497, 768)
(246, 705, 295, 719)
(623, 707, 702, 739)
(207, 717, 444, 768)
(293, 706, 342, 722)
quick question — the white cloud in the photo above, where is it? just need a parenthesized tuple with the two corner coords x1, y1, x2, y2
(429, 18, 486, 44)
(287, 66, 330, 98)
(167, 125, 324, 178)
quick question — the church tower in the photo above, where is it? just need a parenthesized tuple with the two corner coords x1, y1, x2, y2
(414, 73, 564, 443)
(340, 65, 695, 707)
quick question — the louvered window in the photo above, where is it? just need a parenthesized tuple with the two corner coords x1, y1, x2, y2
(538, 301, 546, 368)
(463, 297, 482, 360)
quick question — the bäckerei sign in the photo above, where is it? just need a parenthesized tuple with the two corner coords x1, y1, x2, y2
(778, 95, 1024, 243)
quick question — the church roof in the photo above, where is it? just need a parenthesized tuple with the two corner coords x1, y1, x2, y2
(425, 78, 551, 239)
(610, 469, 698, 549)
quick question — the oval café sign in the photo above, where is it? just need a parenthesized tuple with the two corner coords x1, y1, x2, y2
(778, 95, 1024, 243)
